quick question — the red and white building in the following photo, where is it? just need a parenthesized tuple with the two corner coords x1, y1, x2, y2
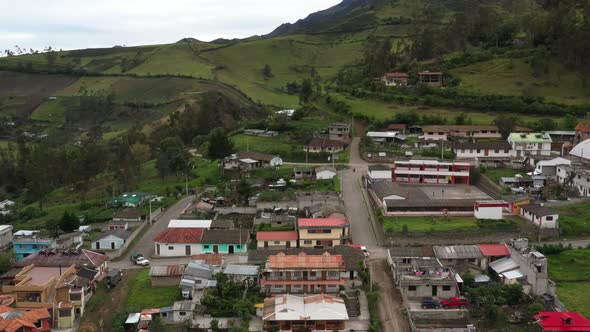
(474, 200, 509, 220)
(256, 231, 298, 249)
(393, 160, 470, 185)
(381, 72, 409, 87)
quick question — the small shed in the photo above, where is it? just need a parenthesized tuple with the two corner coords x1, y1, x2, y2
(294, 167, 314, 179)
(519, 204, 559, 229)
(474, 201, 509, 220)
(93, 229, 131, 250)
(315, 166, 337, 180)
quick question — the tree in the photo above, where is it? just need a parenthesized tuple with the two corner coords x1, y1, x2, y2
(299, 79, 313, 104)
(60, 211, 80, 233)
(494, 114, 517, 139)
(263, 64, 273, 78)
(563, 114, 579, 130)
(455, 113, 467, 125)
(207, 128, 233, 159)
(236, 178, 252, 204)
(0, 251, 16, 274)
(156, 136, 190, 177)
(149, 317, 166, 332)
(46, 219, 61, 238)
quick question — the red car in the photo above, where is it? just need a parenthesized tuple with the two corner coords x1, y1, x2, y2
(441, 297, 470, 309)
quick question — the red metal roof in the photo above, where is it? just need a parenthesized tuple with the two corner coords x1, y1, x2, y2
(257, 231, 298, 241)
(387, 123, 407, 130)
(478, 244, 510, 257)
(576, 123, 590, 133)
(383, 72, 409, 78)
(153, 228, 204, 244)
(298, 218, 348, 228)
(191, 254, 223, 266)
(534, 312, 590, 331)
(267, 252, 344, 270)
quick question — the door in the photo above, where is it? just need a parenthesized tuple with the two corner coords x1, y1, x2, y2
(350, 271, 354, 280)
(95, 242, 100, 250)
(432, 285, 438, 297)
(264, 241, 268, 248)
(185, 245, 191, 256)
(156, 244, 160, 256)
(484, 149, 489, 157)
(213, 245, 219, 254)
(228, 245, 235, 254)
(286, 241, 291, 248)
(111, 242, 115, 250)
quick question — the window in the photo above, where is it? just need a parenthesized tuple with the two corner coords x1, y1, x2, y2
(70, 293, 82, 301)
(546, 216, 553, 221)
(34, 320, 43, 329)
(195, 280, 202, 284)
(236, 245, 241, 249)
(477, 149, 481, 153)
(203, 245, 210, 249)
(309, 229, 331, 234)
(495, 150, 499, 153)
(442, 285, 451, 291)
(273, 241, 281, 245)
(438, 132, 444, 135)
(303, 240, 312, 245)
(19, 244, 25, 249)
(60, 309, 72, 317)
(179, 312, 186, 316)
(168, 246, 174, 250)
(408, 286, 417, 291)
(32, 244, 38, 249)
(402, 258, 411, 264)
(505, 149, 509, 153)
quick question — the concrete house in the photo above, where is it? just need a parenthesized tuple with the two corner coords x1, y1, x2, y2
(106, 221, 129, 231)
(433, 245, 486, 270)
(181, 261, 215, 292)
(477, 244, 510, 266)
(153, 228, 204, 257)
(171, 301, 195, 323)
(201, 229, 249, 254)
(0, 225, 13, 252)
(453, 141, 515, 159)
(508, 132, 553, 157)
(328, 123, 350, 141)
(12, 231, 53, 261)
(256, 231, 298, 249)
(557, 164, 590, 197)
(519, 204, 559, 229)
(224, 152, 283, 171)
(224, 264, 260, 284)
(293, 167, 314, 179)
(92, 229, 131, 251)
(261, 252, 344, 294)
(535, 157, 571, 179)
(388, 255, 460, 299)
(297, 218, 350, 249)
(421, 125, 530, 141)
(315, 166, 337, 180)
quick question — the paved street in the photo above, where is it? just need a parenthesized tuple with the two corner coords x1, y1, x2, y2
(110, 195, 194, 269)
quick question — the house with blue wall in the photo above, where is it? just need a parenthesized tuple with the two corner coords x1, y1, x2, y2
(201, 229, 249, 254)
(12, 230, 54, 261)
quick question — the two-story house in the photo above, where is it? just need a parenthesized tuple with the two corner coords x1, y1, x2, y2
(261, 252, 345, 294)
(297, 218, 350, 249)
(328, 123, 350, 142)
(508, 133, 553, 157)
(12, 231, 53, 261)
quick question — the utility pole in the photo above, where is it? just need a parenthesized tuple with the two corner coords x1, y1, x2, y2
(185, 174, 189, 196)
(149, 199, 152, 225)
(369, 260, 373, 292)
(441, 139, 444, 160)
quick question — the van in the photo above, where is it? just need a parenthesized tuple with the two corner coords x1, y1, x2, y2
(106, 269, 123, 288)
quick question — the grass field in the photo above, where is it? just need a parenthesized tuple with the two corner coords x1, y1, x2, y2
(231, 134, 295, 156)
(548, 248, 590, 317)
(382, 216, 520, 234)
(126, 269, 181, 311)
(556, 203, 590, 237)
(481, 168, 529, 184)
(451, 57, 590, 105)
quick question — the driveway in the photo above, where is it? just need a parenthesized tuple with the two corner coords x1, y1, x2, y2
(110, 195, 194, 269)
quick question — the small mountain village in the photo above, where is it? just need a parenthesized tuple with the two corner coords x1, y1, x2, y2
(0, 86, 590, 332)
(1, 0, 590, 331)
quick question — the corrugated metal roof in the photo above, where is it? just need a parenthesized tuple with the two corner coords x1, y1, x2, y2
(501, 269, 525, 280)
(489, 257, 519, 274)
(267, 252, 343, 270)
(388, 247, 434, 258)
(433, 245, 484, 260)
(224, 264, 260, 276)
(149, 265, 185, 277)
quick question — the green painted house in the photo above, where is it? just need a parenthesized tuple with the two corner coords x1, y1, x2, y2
(107, 192, 153, 208)
(201, 229, 249, 254)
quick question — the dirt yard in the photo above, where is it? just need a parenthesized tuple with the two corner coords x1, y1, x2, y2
(371, 258, 411, 332)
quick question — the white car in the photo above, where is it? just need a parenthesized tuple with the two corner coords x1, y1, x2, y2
(360, 246, 369, 257)
(136, 257, 150, 266)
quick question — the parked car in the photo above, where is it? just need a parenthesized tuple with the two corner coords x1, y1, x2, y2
(421, 297, 441, 309)
(130, 253, 150, 266)
(360, 246, 369, 257)
(441, 296, 470, 309)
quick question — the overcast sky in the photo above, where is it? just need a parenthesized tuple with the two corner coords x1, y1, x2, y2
(0, 0, 341, 52)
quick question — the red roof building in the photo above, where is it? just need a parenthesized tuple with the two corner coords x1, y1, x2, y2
(382, 73, 409, 87)
(478, 244, 510, 257)
(306, 138, 345, 153)
(262, 253, 345, 294)
(0, 306, 51, 332)
(298, 218, 348, 228)
(257, 231, 299, 250)
(575, 122, 590, 143)
(534, 312, 590, 331)
(153, 228, 204, 243)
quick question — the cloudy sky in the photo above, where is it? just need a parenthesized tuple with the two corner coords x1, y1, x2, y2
(0, 0, 341, 52)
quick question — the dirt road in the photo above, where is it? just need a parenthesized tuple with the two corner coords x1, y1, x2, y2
(371, 258, 411, 332)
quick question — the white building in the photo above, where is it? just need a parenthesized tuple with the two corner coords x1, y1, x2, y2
(0, 225, 13, 252)
(535, 157, 571, 178)
(171, 301, 195, 322)
(168, 219, 212, 229)
(393, 160, 471, 185)
(315, 166, 337, 180)
(154, 228, 204, 257)
(366, 131, 404, 145)
(474, 201, 508, 220)
(569, 138, 590, 161)
(519, 204, 559, 229)
(508, 133, 553, 157)
(453, 141, 515, 159)
(367, 164, 392, 181)
(92, 229, 130, 250)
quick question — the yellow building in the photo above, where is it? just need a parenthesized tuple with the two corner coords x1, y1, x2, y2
(297, 218, 350, 249)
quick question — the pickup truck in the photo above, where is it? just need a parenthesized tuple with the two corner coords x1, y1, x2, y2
(441, 296, 470, 309)
(130, 254, 150, 266)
